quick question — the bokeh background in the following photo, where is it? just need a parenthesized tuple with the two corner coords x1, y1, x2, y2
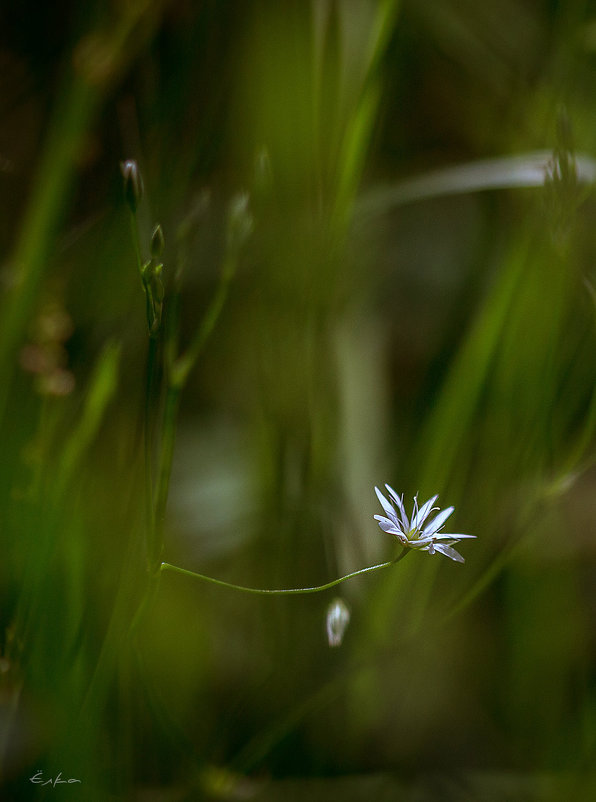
(2, 1, 596, 799)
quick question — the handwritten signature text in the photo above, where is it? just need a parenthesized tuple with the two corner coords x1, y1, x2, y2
(30, 770, 81, 787)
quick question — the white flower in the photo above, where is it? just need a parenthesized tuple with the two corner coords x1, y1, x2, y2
(374, 485, 476, 563)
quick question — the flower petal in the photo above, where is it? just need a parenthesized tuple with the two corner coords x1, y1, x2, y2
(374, 484, 475, 563)
(410, 535, 435, 548)
(385, 484, 410, 529)
(374, 487, 399, 525)
(432, 543, 465, 562)
(412, 495, 438, 529)
(374, 515, 402, 535)
(423, 506, 454, 535)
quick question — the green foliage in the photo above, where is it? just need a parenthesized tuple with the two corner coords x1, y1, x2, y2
(2, 1, 596, 799)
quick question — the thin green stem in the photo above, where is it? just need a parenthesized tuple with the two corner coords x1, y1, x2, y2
(129, 204, 161, 569)
(144, 336, 158, 569)
(129, 209, 157, 336)
(151, 383, 181, 572)
(147, 255, 237, 569)
(172, 254, 235, 387)
(160, 549, 408, 595)
(0, 75, 98, 427)
(164, 286, 181, 376)
(128, 209, 144, 274)
(129, 570, 162, 638)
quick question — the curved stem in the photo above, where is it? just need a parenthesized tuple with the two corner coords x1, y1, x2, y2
(160, 549, 408, 595)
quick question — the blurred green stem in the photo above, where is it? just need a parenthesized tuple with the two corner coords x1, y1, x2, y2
(171, 252, 236, 388)
(149, 249, 240, 569)
(144, 336, 158, 568)
(151, 384, 181, 571)
(0, 3, 163, 426)
(130, 205, 159, 570)
(129, 209, 144, 274)
(0, 76, 96, 425)
(160, 549, 408, 595)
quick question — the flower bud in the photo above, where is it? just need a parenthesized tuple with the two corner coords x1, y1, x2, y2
(151, 263, 164, 305)
(141, 259, 152, 285)
(326, 598, 350, 648)
(150, 223, 165, 259)
(120, 159, 144, 212)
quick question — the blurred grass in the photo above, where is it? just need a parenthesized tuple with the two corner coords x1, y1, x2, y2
(2, 1, 596, 799)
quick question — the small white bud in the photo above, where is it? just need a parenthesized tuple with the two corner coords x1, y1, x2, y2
(326, 598, 350, 648)
(120, 159, 144, 212)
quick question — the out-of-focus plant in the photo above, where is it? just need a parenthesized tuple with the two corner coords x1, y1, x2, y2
(124, 160, 474, 605)
(3, 1, 596, 798)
